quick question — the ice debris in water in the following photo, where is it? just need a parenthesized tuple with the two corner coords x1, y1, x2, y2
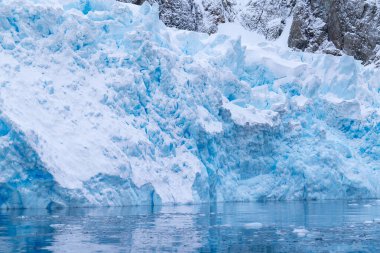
(293, 228, 309, 237)
(244, 223, 263, 229)
(1, 0, 380, 209)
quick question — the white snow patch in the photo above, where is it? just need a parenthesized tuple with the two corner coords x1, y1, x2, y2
(223, 102, 278, 127)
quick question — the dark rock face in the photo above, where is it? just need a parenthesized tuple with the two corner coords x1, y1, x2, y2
(331, 1, 380, 63)
(118, 0, 380, 65)
(288, 0, 380, 64)
(288, 1, 330, 52)
(157, 0, 203, 32)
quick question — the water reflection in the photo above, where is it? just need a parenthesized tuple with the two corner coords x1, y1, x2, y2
(1, 201, 380, 252)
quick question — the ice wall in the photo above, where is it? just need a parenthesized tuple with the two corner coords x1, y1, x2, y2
(0, 0, 380, 208)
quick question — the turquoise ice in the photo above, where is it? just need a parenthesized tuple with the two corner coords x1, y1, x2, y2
(0, 0, 380, 208)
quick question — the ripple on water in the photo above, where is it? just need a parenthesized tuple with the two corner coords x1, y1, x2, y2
(0, 200, 380, 252)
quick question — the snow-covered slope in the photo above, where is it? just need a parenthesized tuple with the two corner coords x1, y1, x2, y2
(1, 0, 380, 209)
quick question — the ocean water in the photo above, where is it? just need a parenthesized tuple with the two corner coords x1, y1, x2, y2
(1, 201, 380, 252)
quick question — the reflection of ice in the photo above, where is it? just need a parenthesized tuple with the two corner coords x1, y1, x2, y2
(45, 225, 121, 253)
(130, 206, 204, 252)
(1, 201, 380, 252)
(44, 205, 205, 252)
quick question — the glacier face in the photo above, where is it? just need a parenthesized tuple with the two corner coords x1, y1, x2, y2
(1, 0, 380, 209)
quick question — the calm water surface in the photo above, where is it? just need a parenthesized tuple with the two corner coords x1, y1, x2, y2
(1, 200, 380, 252)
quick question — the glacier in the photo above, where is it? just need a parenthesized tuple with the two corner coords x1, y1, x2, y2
(0, 0, 380, 209)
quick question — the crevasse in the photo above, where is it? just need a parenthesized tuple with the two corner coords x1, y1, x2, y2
(0, 0, 380, 209)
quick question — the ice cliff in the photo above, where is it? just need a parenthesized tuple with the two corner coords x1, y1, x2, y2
(1, 0, 380, 209)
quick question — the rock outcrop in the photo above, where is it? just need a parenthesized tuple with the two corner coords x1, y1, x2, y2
(288, 0, 380, 64)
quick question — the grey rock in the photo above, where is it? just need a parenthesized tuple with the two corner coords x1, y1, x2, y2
(289, 0, 380, 64)
(238, 0, 296, 40)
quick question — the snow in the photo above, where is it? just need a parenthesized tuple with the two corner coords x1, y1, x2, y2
(292, 95, 309, 109)
(1, 0, 380, 208)
(196, 106, 223, 134)
(218, 22, 267, 46)
(274, 16, 293, 48)
(223, 102, 279, 127)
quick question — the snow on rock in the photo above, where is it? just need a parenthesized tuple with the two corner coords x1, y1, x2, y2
(0, 0, 380, 209)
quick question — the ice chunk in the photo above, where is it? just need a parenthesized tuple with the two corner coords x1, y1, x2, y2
(196, 106, 223, 134)
(244, 222, 263, 229)
(293, 228, 309, 237)
(223, 102, 279, 127)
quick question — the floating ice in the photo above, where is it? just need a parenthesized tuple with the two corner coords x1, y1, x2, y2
(293, 228, 309, 237)
(244, 222, 263, 229)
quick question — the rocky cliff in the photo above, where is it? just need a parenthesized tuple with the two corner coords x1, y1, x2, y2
(289, 0, 380, 64)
